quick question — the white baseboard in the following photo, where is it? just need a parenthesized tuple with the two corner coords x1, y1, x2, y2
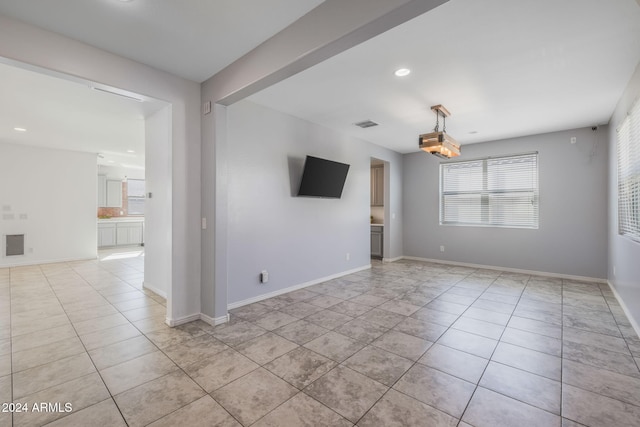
(165, 313, 229, 328)
(402, 256, 607, 284)
(382, 256, 403, 263)
(228, 264, 372, 310)
(200, 313, 230, 326)
(607, 281, 640, 339)
(143, 282, 167, 299)
(0, 255, 96, 268)
(165, 313, 201, 327)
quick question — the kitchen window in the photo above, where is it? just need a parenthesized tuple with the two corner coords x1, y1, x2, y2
(617, 99, 640, 242)
(127, 179, 145, 216)
(440, 153, 539, 228)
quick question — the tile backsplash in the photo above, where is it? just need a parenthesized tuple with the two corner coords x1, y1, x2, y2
(97, 182, 129, 218)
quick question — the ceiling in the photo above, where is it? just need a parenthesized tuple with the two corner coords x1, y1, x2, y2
(0, 0, 323, 172)
(0, 0, 639, 162)
(0, 0, 324, 83)
(0, 61, 166, 170)
(249, 0, 640, 152)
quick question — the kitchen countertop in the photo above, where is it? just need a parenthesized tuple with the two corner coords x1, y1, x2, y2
(98, 217, 144, 223)
(371, 223, 384, 227)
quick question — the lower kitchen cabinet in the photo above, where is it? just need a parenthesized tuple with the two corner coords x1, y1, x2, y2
(116, 222, 144, 246)
(98, 220, 144, 248)
(371, 225, 383, 259)
(97, 223, 116, 247)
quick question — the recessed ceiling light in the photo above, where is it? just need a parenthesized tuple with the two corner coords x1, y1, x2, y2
(108, 160, 115, 163)
(394, 68, 411, 77)
(14, 127, 27, 132)
(127, 150, 135, 153)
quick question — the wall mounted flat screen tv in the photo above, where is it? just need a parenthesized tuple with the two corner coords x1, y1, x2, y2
(298, 155, 350, 198)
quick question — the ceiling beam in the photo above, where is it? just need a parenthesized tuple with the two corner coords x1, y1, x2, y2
(203, 0, 449, 105)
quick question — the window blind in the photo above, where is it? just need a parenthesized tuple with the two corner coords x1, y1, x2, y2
(440, 153, 539, 228)
(617, 99, 640, 242)
(127, 179, 145, 215)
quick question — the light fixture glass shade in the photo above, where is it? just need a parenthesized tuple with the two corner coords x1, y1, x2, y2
(419, 132, 460, 159)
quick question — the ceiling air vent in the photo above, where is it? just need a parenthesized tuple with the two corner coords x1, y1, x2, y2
(354, 120, 379, 129)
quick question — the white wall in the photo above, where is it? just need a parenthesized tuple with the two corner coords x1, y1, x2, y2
(144, 106, 172, 298)
(0, 15, 201, 323)
(608, 62, 640, 329)
(225, 100, 403, 305)
(0, 143, 96, 266)
(403, 126, 608, 280)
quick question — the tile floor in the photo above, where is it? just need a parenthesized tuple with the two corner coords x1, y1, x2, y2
(1, 251, 640, 426)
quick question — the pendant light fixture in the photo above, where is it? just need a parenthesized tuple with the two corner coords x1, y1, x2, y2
(419, 104, 460, 159)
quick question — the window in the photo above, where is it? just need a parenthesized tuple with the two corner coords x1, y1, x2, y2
(440, 153, 539, 228)
(127, 179, 145, 215)
(617, 99, 640, 242)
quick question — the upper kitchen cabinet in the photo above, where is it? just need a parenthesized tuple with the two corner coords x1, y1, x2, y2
(370, 165, 384, 206)
(97, 175, 123, 208)
(106, 180, 122, 207)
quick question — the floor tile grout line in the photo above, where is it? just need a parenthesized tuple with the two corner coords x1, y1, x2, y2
(38, 262, 132, 427)
(8, 257, 640, 426)
(462, 275, 570, 421)
(601, 281, 640, 372)
(455, 270, 521, 424)
(123, 319, 250, 426)
(349, 267, 496, 425)
(7, 263, 120, 424)
(35, 256, 157, 425)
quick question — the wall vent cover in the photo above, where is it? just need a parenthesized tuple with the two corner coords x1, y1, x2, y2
(354, 120, 379, 128)
(6, 234, 24, 256)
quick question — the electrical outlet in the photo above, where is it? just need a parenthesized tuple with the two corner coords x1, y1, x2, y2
(613, 266, 616, 277)
(440, 245, 445, 252)
(260, 270, 269, 283)
(346, 253, 350, 261)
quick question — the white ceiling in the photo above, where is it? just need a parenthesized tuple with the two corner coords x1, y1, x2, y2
(0, 0, 323, 172)
(0, 0, 639, 162)
(0, 61, 167, 170)
(249, 0, 640, 152)
(0, 0, 324, 83)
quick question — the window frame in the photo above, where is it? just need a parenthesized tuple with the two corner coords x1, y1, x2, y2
(439, 152, 539, 229)
(126, 179, 146, 216)
(617, 98, 640, 243)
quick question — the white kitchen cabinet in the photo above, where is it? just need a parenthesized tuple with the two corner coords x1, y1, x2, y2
(116, 222, 144, 246)
(97, 223, 116, 247)
(106, 180, 123, 208)
(98, 220, 143, 248)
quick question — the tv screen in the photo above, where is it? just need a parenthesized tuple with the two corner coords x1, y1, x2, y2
(298, 155, 350, 198)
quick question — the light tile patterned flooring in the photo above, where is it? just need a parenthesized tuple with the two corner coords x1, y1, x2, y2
(1, 251, 640, 426)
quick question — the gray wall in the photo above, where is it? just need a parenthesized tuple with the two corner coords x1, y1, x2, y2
(225, 100, 403, 305)
(608, 62, 640, 328)
(403, 126, 608, 279)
